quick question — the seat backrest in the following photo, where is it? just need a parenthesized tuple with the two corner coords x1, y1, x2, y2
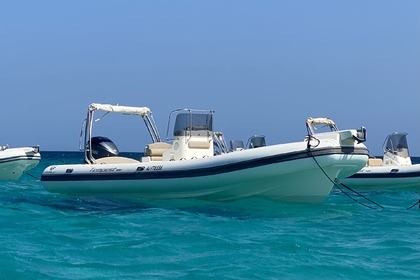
(145, 142, 172, 157)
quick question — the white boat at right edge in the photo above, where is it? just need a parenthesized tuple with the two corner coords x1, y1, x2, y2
(341, 132, 420, 190)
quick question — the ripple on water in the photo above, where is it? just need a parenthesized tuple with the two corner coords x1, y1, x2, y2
(1, 170, 420, 279)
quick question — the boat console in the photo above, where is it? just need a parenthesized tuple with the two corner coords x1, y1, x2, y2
(382, 132, 412, 166)
(163, 110, 214, 161)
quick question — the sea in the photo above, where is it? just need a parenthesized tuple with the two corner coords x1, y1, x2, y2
(1, 151, 419, 279)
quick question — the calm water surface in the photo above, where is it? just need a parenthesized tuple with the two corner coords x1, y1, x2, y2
(1, 152, 419, 279)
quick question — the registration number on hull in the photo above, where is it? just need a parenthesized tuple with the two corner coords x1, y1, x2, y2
(145, 165, 163, 171)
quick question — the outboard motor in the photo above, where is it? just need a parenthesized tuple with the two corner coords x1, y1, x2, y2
(90, 136, 119, 159)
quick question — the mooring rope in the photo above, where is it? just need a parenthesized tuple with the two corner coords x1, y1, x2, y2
(406, 199, 420, 210)
(24, 171, 41, 181)
(307, 135, 385, 209)
(334, 179, 385, 209)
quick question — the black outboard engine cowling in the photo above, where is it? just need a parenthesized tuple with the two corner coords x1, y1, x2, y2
(90, 136, 119, 159)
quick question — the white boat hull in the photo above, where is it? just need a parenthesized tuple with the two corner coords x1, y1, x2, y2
(340, 164, 420, 190)
(41, 143, 368, 203)
(0, 147, 41, 180)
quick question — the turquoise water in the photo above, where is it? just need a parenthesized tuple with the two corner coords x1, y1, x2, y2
(1, 152, 420, 279)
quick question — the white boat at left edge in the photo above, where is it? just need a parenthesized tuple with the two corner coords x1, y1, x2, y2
(0, 145, 41, 180)
(41, 104, 370, 203)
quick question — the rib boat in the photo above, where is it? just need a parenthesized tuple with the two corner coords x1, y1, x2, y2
(40, 104, 369, 203)
(0, 145, 41, 180)
(341, 132, 420, 190)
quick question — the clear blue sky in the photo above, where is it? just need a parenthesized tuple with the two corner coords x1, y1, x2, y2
(1, 1, 419, 156)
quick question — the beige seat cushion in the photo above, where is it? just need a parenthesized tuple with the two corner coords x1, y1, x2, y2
(95, 156, 139, 164)
(368, 158, 383, 166)
(145, 142, 172, 157)
(188, 140, 211, 149)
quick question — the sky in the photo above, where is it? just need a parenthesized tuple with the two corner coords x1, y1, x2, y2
(1, 0, 419, 156)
